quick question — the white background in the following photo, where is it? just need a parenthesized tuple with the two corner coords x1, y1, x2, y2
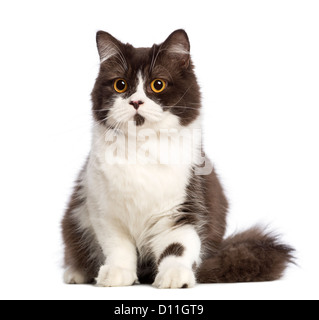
(0, 0, 318, 300)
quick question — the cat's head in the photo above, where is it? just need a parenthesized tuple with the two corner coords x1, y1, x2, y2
(92, 30, 201, 130)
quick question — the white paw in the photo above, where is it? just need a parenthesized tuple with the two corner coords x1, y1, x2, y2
(64, 268, 87, 284)
(153, 265, 196, 289)
(96, 265, 138, 287)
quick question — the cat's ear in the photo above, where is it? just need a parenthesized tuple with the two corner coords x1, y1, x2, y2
(96, 31, 123, 63)
(162, 29, 191, 68)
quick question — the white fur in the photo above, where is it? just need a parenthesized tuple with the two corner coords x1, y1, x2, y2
(100, 45, 117, 63)
(69, 75, 202, 287)
(64, 267, 87, 284)
(169, 44, 190, 56)
(99, 41, 128, 70)
(151, 225, 201, 264)
(153, 258, 196, 289)
(96, 265, 138, 287)
(107, 73, 164, 126)
(152, 225, 201, 289)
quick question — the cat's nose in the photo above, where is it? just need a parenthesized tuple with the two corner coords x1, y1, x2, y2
(129, 100, 144, 110)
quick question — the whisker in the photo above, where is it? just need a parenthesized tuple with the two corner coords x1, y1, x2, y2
(172, 85, 194, 107)
(165, 106, 199, 110)
(139, 109, 163, 116)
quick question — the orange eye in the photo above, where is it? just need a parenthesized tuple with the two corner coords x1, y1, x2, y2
(151, 79, 166, 93)
(114, 79, 128, 93)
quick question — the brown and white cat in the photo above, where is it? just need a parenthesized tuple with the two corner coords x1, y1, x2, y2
(62, 30, 293, 288)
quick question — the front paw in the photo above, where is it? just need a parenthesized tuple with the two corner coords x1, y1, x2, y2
(153, 265, 196, 289)
(96, 265, 138, 287)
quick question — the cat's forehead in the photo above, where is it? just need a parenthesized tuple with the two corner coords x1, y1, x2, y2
(124, 45, 176, 80)
(103, 44, 171, 80)
(99, 44, 153, 77)
(134, 47, 151, 56)
(126, 45, 152, 66)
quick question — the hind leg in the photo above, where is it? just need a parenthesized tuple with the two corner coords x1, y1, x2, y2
(62, 198, 103, 284)
(63, 267, 88, 284)
(62, 213, 103, 285)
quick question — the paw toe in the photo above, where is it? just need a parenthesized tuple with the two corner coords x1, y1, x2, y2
(153, 265, 195, 289)
(96, 265, 137, 287)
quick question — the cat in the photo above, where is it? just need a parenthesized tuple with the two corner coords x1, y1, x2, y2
(62, 29, 294, 288)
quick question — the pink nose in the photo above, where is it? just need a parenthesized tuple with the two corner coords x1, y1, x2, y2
(129, 100, 144, 110)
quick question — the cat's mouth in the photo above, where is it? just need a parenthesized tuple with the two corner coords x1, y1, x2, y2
(133, 114, 145, 126)
(106, 100, 164, 128)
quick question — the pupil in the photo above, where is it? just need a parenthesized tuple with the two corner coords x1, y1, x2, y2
(154, 80, 163, 91)
(117, 80, 126, 91)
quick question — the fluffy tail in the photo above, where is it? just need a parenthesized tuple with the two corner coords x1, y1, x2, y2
(196, 227, 294, 283)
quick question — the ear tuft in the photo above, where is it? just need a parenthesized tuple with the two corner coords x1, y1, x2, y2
(96, 31, 120, 63)
(163, 29, 191, 68)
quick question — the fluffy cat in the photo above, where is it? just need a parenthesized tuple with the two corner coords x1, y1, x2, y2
(62, 30, 293, 288)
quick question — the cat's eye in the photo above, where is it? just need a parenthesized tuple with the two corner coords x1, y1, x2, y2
(114, 79, 128, 93)
(151, 79, 166, 93)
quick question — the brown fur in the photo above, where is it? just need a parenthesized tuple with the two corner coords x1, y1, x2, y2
(158, 243, 185, 265)
(62, 213, 103, 283)
(62, 30, 294, 285)
(175, 164, 228, 255)
(176, 165, 294, 283)
(134, 113, 145, 126)
(62, 167, 104, 282)
(196, 227, 294, 283)
(91, 30, 201, 127)
(137, 254, 158, 285)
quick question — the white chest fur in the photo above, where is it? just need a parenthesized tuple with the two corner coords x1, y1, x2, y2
(87, 119, 201, 244)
